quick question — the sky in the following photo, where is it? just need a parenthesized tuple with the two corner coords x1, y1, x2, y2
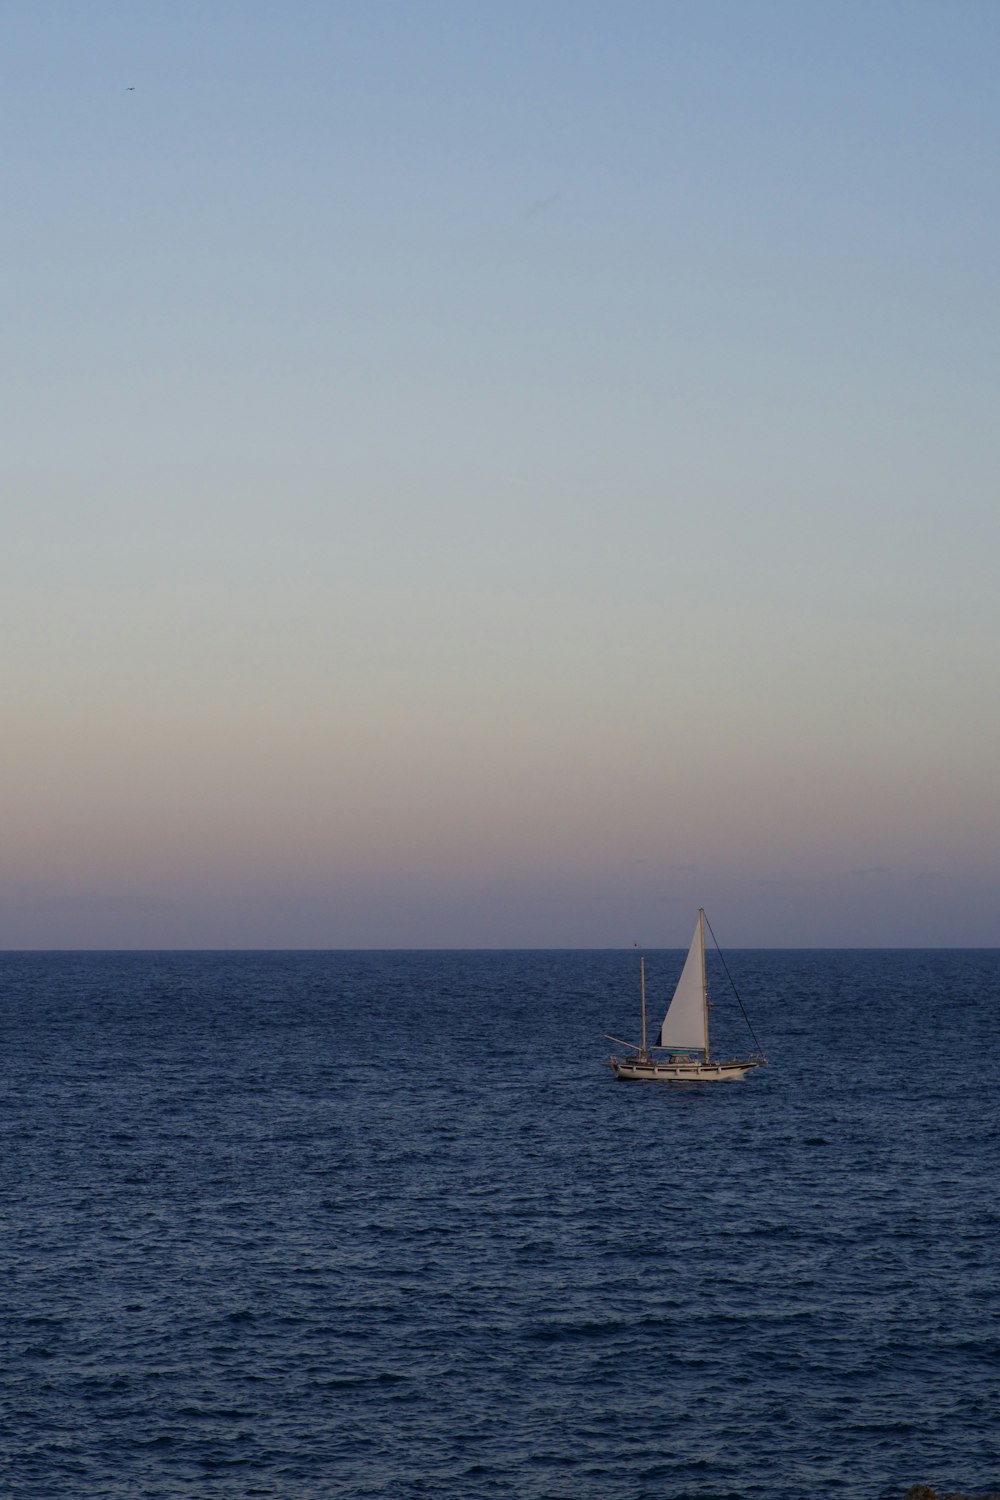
(3, 0, 999, 948)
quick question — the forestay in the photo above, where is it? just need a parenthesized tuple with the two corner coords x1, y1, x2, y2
(658, 914, 708, 1052)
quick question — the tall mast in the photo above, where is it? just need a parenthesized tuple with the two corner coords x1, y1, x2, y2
(640, 953, 647, 1055)
(699, 908, 709, 1058)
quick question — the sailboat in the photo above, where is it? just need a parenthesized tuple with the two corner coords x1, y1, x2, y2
(606, 909, 767, 1082)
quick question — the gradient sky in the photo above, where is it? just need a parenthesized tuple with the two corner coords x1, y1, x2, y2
(4, 1, 999, 947)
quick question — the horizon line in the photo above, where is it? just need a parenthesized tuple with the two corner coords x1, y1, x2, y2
(2, 944, 999, 955)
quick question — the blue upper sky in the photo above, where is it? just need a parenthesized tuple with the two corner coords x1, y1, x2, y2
(3, 1, 999, 945)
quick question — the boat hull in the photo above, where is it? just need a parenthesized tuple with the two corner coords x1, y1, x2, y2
(609, 1055, 764, 1082)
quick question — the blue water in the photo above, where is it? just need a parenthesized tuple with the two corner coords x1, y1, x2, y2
(2, 949, 998, 1500)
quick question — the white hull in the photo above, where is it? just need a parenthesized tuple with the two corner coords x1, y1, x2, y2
(610, 1055, 763, 1083)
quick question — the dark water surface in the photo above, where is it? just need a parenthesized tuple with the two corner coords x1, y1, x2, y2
(2, 949, 998, 1499)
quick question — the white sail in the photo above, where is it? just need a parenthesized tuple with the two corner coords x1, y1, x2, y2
(657, 913, 707, 1052)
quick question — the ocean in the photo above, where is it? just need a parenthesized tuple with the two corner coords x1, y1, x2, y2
(1, 948, 997, 1499)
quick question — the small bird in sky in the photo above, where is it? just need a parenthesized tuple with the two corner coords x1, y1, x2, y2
(126, 86, 135, 91)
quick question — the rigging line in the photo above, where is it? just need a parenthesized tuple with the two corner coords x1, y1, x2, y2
(703, 912, 766, 1055)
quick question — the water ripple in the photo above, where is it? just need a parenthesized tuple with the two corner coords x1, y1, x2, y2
(0, 948, 998, 1498)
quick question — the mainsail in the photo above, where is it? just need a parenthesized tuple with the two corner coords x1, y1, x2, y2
(657, 913, 708, 1052)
